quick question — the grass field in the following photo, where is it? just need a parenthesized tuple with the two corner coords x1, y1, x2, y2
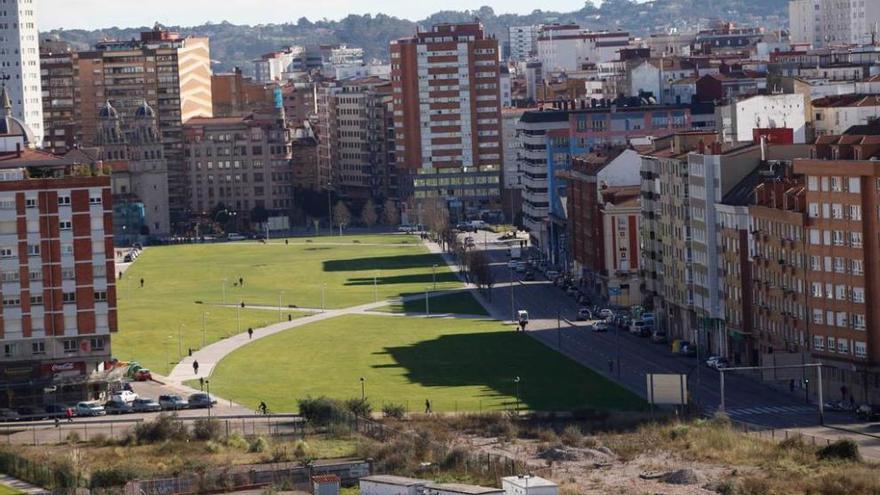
(0, 485, 23, 495)
(377, 290, 489, 316)
(115, 235, 460, 373)
(199, 314, 645, 413)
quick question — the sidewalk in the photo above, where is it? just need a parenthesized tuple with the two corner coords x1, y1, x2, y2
(0, 474, 49, 494)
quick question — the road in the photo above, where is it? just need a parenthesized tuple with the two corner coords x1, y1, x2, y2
(455, 231, 861, 430)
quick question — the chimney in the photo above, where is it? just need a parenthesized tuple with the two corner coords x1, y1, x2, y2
(16, 142, 21, 158)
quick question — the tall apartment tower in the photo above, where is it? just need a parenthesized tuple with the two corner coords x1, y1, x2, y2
(508, 25, 541, 61)
(39, 40, 79, 154)
(0, 0, 44, 146)
(789, 0, 880, 47)
(390, 23, 503, 218)
(76, 26, 212, 230)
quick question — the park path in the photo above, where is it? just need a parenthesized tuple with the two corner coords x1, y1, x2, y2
(0, 474, 50, 494)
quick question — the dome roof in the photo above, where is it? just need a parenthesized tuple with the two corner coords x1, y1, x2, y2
(0, 85, 35, 146)
(98, 100, 118, 119)
(134, 100, 156, 118)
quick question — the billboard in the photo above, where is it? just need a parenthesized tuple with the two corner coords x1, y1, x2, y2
(646, 373, 687, 405)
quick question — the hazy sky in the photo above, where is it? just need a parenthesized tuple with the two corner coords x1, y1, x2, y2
(38, 0, 590, 30)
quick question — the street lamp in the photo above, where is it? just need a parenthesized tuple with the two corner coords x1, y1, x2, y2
(432, 264, 437, 291)
(278, 290, 284, 322)
(222, 278, 228, 305)
(425, 287, 430, 316)
(177, 323, 185, 359)
(513, 376, 521, 412)
(202, 311, 209, 348)
(205, 379, 212, 419)
(359, 377, 366, 401)
(321, 283, 326, 312)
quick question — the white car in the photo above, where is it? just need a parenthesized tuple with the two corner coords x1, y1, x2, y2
(109, 390, 138, 404)
(706, 356, 729, 370)
(75, 401, 106, 416)
(599, 308, 614, 319)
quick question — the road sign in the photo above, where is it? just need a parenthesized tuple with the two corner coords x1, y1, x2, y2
(646, 373, 687, 406)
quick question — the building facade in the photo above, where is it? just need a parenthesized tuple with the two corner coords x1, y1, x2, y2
(0, 0, 43, 146)
(390, 23, 504, 218)
(789, 0, 880, 47)
(508, 25, 540, 62)
(39, 40, 79, 154)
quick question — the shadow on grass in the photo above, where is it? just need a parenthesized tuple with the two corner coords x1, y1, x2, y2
(324, 253, 447, 272)
(345, 272, 459, 286)
(375, 331, 645, 411)
(386, 291, 488, 316)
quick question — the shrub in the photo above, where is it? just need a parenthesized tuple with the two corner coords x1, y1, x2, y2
(204, 440, 223, 453)
(486, 416, 518, 440)
(298, 396, 351, 425)
(345, 397, 372, 418)
(224, 434, 248, 451)
(560, 425, 584, 447)
(293, 440, 312, 460)
(817, 439, 861, 462)
(382, 403, 406, 420)
(249, 436, 269, 453)
(90, 464, 142, 489)
(192, 418, 222, 441)
(134, 414, 188, 444)
(537, 428, 559, 444)
(65, 432, 80, 444)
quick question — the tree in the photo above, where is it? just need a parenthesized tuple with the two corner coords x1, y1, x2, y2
(382, 199, 400, 226)
(333, 201, 351, 229)
(422, 197, 450, 242)
(361, 199, 378, 227)
(250, 205, 269, 224)
(468, 250, 495, 293)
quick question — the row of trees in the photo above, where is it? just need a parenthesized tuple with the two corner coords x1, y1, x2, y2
(331, 198, 400, 229)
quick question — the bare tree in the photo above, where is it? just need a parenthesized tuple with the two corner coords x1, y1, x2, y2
(334, 201, 351, 230)
(361, 199, 378, 227)
(382, 199, 400, 226)
(468, 250, 495, 294)
(422, 198, 450, 247)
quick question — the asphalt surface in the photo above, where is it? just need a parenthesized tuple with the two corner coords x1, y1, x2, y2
(462, 231, 863, 430)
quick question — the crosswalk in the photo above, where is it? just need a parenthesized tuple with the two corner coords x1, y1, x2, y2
(721, 405, 817, 418)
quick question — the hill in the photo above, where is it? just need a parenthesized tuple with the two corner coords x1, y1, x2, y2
(43, 0, 789, 74)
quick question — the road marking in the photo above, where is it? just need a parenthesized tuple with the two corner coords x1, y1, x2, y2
(724, 405, 816, 417)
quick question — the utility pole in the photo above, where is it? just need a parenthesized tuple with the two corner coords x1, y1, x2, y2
(278, 291, 284, 322)
(509, 265, 515, 322)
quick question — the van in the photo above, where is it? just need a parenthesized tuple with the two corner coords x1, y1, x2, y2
(629, 319, 650, 336)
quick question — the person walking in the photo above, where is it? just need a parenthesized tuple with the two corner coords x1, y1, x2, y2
(65, 407, 74, 423)
(247, 328, 253, 339)
(140, 278, 144, 288)
(193, 360, 200, 375)
(841, 385, 848, 401)
(424, 399, 432, 414)
(239, 277, 244, 287)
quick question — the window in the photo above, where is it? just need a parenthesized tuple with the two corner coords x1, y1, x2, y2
(1, 271, 18, 282)
(853, 313, 866, 330)
(24, 198, 36, 208)
(90, 337, 104, 351)
(850, 232, 862, 247)
(27, 244, 39, 256)
(61, 292, 76, 303)
(62, 339, 77, 353)
(61, 244, 73, 255)
(831, 176, 842, 192)
(848, 177, 860, 193)
(811, 282, 823, 298)
(831, 204, 843, 219)
(808, 203, 819, 218)
(855, 341, 867, 358)
(853, 287, 865, 303)
(851, 259, 864, 275)
(29, 295, 42, 305)
(89, 196, 102, 205)
(849, 205, 862, 220)
(836, 311, 848, 327)
(813, 335, 825, 350)
(835, 285, 847, 300)
(808, 176, 819, 191)
(832, 230, 844, 246)
(810, 255, 821, 271)
(61, 268, 74, 280)
(94, 291, 107, 302)
(4, 343, 19, 358)
(827, 337, 836, 351)
(2, 297, 20, 307)
(0, 247, 13, 258)
(57, 195, 70, 206)
(812, 308, 824, 324)
(31, 341, 45, 355)
(838, 339, 849, 354)
(59, 220, 72, 230)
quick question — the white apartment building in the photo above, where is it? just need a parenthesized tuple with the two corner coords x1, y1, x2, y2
(515, 110, 569, 241)
(508, 25, 541, 61)
(717, 94, 808, 144)
(0, 0, 43, 146)
(536, 25, 629, 77)
(789, 0, 880, 47)
(813, 94, 880, 136)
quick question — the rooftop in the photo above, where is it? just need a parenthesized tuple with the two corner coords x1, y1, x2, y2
(813, 94, 880, 108)
(359, 475, 429, 487)
(426, 482, 504, 494)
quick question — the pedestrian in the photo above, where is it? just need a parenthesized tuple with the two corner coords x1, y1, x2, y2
(118, 271, 123, 280)
(199, 377, 205, 390)
(140, 278, 144, 288)
(841, 385, 848, 400)
(65, 407, 73, 423)
(248, 328, 253, 339)
(239, 276, 244, 287)
(424, 398, 432, 414)
(789, 379, 795, 393)
(259, 401, 268, 415)
(54, 416, 60, 428)
(850, 395, 856, 409)
(193, 360, 199, 375)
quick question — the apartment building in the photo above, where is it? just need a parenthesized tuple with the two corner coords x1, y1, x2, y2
(716, 93, 808, 144)
(813, 94, 880, 137)
(39, 40, 79, 154)
(795, 127, 880, 403)
(96, 100, 170, 239)
(390, 23, 504, 218)
(253, 45, 365, 83)
(789, 0, 880, 47)
(76, 26, 212, 229)
(508, 25, 541, 61)
(0, 93, 116, 407)
(535, 25, 630, 77)
(211, 69, 274, 118)
(0, 0, 43, 146)
(316, 77, 396, 200)
(182, 106, 293, 225)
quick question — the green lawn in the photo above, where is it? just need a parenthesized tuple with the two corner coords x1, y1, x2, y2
(0, 485, 23, 495)
(377, 290, 489, 316)
(199, 315, 645, 413)
(115, 235, 460, 373)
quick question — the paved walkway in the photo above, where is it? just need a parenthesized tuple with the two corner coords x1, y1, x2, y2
(0, 474, 49, 494)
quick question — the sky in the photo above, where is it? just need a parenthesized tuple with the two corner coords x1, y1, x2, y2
(38, 0, 591, 30)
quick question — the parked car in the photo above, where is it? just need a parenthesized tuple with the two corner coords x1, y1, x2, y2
(577, 308, 592, 321)
(131, 397, 162, 413)
(629, 319, 650, 336)
(515, 262, 527, 273)
(856, 404, 880, 421)
(545, 270, 560, 280)
(499, 231, 517, 241)
(592, 321, 609, 332)
(705, 356, 729, 370)
(599, 308, 614, 319)
(188, 393, 217, 409)
(0, 408, 21, 422)
(109, 390, 138, 404)
(651, 330, 668, 344)
(507, 260, 518, 269)
(641, 312, 656, 323)
(227, 233, 246, 241)
(133, 369, 152, 381)
(398, 225, 416, 233)
(123, 253, 134, 263)
(75, 401, 106, 417)
(158, 394, 188, 410)
(103, 401, 134, 415)
(15, 406, 47, 420)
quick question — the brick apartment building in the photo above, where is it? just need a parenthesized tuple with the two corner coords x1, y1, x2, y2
(0, 91, 117, 408)
(390, 23, 504, 218)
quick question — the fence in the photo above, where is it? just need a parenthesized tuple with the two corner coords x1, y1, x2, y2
(731, 420, 836, 448)
(0, 414, 304, 446)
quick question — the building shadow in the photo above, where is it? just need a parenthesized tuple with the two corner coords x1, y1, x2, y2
(345, 272, 459, 286)
(323, 253, 447, 272)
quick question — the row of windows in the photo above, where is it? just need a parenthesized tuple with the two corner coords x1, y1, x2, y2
(3, 337, 106, 358)
(812, 336, 867, 358)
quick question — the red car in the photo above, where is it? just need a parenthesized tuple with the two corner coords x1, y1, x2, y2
(133, 369, 152, 381)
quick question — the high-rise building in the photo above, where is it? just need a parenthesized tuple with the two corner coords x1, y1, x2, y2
(789, 0, 880, 47)
(390, 23, 504, 218)
(535, 25, 630, 77)
(316, 77, 396, 200)
(211, 69, 274, 118)
(0, 0, 44, 146)
(39, 40, 79, 154)
(508, 25, 541, 61)
(0, 89, 116, 408)
(76, 26, 213, 230)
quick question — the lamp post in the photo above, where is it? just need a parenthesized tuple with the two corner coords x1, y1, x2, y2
(359, 377, 366, 401)
(509, 264, 515, 322)
(425, 288, 430, 316)
(432, 264, 437, 291)
(278, 290, 284, 322)
(177, 323, 184, 359)
(202, 312, 209, 348)
(322, 283, 326, 312)
(222, 278, 228, 305)
(205, 379, 212, 419)
(514, 376, 521, 412)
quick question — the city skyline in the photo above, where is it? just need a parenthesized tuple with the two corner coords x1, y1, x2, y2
(37, 0, 590, 30)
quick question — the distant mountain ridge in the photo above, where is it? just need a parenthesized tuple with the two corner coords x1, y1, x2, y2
(43, 0, 789, 74)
